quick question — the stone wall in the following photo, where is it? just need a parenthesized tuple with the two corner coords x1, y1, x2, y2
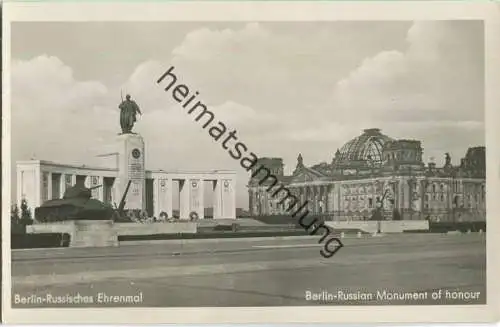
(71, 220, 118, 247)
(114, 222, 197, 235)
(27, 220, 118, 248)
(324, 220, 429, 233)
(27, 221, 197, 247)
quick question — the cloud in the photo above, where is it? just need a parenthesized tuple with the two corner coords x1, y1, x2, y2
(11, 55, 110, 165)
(167, 21, 484, 163)
(330, 21, 484, 124)
(169, 22, 396, 116)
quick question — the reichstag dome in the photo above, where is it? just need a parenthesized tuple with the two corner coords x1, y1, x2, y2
(334, 128, 394, 166)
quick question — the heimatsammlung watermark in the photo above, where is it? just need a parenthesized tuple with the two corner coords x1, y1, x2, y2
(156, 66, 343, 258)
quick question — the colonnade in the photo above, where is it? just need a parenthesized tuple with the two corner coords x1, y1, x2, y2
(251, 184, 335, 216)
(250, 177, 486, 218)
(152, 174, 236, 220)
(16, 161, 237, 220)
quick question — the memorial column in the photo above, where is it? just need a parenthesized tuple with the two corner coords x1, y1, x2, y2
(213, 179, 222, 219)
(189, 179, 204, 219)
(47, 172, 53, 200)
(179, 179, 190, 219)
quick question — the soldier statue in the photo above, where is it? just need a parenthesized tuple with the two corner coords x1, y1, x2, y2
(119, 94, 142, 134)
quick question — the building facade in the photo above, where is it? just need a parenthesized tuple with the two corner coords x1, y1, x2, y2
(248, 128, 486, 222)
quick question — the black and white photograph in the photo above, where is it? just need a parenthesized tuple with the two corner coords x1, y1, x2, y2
(2, 1, 500, 324)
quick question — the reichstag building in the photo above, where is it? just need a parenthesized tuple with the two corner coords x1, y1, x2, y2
(248, 128, 486, 222)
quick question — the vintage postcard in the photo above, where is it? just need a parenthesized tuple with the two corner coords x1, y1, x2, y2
(2, 0, 500, 324)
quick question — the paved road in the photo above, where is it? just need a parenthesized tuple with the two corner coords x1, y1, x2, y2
(11, 233, 486, 307)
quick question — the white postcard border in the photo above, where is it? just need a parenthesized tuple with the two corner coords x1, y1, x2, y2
(2, 1, 500, 324)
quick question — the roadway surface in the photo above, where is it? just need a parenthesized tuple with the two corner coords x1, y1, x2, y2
(11, 233, 486, 307)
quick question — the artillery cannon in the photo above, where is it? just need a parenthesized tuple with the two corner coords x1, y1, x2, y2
(34, 180, 133, 223)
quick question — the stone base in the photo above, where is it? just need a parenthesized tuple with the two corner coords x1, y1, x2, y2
(26, 220, 199, 247)
(71, 220, 118, 248)
(115, 133, 146, 211)
(27, 220, 118, 248)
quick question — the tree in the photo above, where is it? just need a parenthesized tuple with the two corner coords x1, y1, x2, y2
(11, 204, 20, 221)
(11, 203, 24, 234)
(19, 199, 34, 226)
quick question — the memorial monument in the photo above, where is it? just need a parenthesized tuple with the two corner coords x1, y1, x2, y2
(16, 93, 237, 220)
(116, 94, 146, 211)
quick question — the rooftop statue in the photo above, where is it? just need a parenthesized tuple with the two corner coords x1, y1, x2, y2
(119, 94, 142, 134)
(297, 153, 304, 168)
(444, 152, 452, 167)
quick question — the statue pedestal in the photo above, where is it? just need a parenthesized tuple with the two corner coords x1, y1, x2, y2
(115, 133, 146, 211)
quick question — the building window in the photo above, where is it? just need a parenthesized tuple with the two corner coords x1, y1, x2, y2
(432, 184, 436, 193)
(440, 194, 444, 201)
(368, 198, 373, 208)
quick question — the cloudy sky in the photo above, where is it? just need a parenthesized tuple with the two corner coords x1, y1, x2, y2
(10, 21, 484, 209)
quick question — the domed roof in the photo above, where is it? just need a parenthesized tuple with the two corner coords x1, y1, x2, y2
(335, 128, 394, 166)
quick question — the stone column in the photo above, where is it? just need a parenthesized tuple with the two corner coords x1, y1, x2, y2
(251, 188, 257, 215)
(154, 178, 173, 219)
(179, 179, 190, 220)
(309, 187, 313, 212)
(314, 186, 320, 214)
(116, 133, 146, 211)
(325, 185, 330, 213)
(221, 178, 236, 219)
(421, 180, 427, 215)
(47, 172, 53, 200)
(305, 187, 311, 213)
(153, 178, 159, 218)
(248, 189, 254, 215)
(189, 179, 204, 219)
(89, 176, 103, 201)
(301, 187, 307, 211)
(59, 174, 66, 198)
(165, 179, 173, 218)
(213, 179, 223, 219)
(447, 181, 453, 211)
(34, 166, 42, 209)
(329, 184, 336, 214)
(84, 175, 91, 188)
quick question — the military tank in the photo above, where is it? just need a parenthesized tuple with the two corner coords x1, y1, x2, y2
(34, 180, 132, 223)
